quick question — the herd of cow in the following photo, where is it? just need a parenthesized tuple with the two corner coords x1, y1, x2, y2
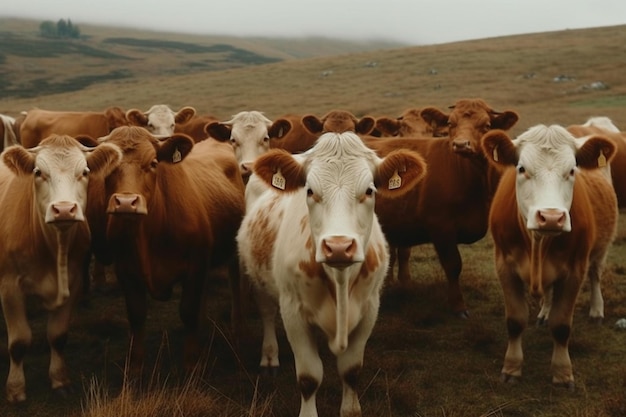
(0, 98, 623, 416)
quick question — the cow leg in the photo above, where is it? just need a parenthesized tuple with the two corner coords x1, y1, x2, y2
(385, 246, 398, 282)
(498, 267, 527, 383)
(180, 272, 207, 373)
(536, 287, 553, 326)
(280, 301, 323, 417)
(432, 239, 467, 317)
(586, 258, 605, 323)
(118, 275, 148, 375)
(46, 302, 73, 395)
(396, 246, 412, 283)
(548, 278, 579, 389)
(253, 287, 280, 373)
(0, 288, 31, 403)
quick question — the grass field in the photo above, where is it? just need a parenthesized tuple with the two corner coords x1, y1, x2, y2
(0, 20, 625, 417)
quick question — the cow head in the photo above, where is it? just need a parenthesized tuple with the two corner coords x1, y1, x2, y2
(421, 99, 519, 156)
(126, 105, 196, 138)
(301, 110, 377, 136)
(206, 111, 287, 182)
(253, 131, 427, 267)
(482, 125, 616, 235)
(3, 134, 122, 228)
(375, 108, 450, 138)
(100, 126, 194, 217)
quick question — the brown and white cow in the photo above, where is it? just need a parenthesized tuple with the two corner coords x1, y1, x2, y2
(238, 132, 427, 417)
(89, 126, 246, 372)
(0, 135, 122, 403)
(126, 104, 196, 138)
(365, 98, 519, 316)
(19, 107, 129, 148)
(375, 107, 449, 138)
(483, 125, 617, 389)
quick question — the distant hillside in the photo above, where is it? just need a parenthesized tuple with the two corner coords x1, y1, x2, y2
(0, 17, 406, 99)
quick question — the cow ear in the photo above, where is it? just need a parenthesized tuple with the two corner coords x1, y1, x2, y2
(355, 116, 376, 135)
(491, 111, 519, 131)
(126, 109, 148, 127)
(205, 122, 232, 142)
(268, 119, 292, 140)
(2, 146, 36, 176)
(156, 134, 195, 164)
(481, 130, 518, 167)
(75, 134, 99, 148)
(420, 107, 449, 128)
(375, 117, 401, 136)
(576, 135, 616, 169)
(175, 106, 196, 124)
(374, 150, 427, 198)
(86, 143, 123, 177)
(254, 149, 305, 192)
(302, 115, 324, 134)
(105, 107, 129, 129)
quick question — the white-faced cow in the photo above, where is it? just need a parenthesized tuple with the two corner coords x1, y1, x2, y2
(88, 126, 246, 372)
(238, 132, 427, 417)
(0, 135, 122, 403)
(482, 125, 617, 389)
(365, 98, 519, 317)
(125, 104, 196, 138)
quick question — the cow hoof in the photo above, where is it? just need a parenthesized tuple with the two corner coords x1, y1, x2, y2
(260, 366, 279, 377)
(589, 316, 604, 325)
(53, 384, 74, 399)
(553, 380, 575, 392)
(500, 373, 519, 384)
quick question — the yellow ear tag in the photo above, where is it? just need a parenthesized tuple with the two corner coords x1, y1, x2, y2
(272, 169, 286, 190)
(492, 146, 499, 162)
(172, 147, 182, 163)
(598, 152, 607, 168)
(388, 170, 401, 190)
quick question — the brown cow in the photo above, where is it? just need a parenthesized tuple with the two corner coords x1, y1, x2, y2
(88, 126, 246, 372)
(375, 107, 449, 138)
(0, 135, 122, 403)
(19, 107, 128, 148)
(174, 113, 220, 142)
(483, 125, 617, 389)
(126, 104, 196, 138)
(364, 98, 519, 316)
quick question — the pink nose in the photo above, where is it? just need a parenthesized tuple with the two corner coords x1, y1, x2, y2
(52, 201, 79, 221)
(535, 208, 566, 230)
(322, 236, 357, 265)
(108, 193, 147, 214)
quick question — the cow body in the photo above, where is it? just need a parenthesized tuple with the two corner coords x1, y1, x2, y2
(365, 98, 519, 316)
(483, 125, 617, 388)
(0, 135, 122, 403)
(238, 132, 427, 417)
(19, 107, 128, 148)
(89, 126, 245, 371)
(126, 104, 196, 138)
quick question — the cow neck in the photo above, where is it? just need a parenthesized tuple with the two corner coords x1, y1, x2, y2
(46, 227, 75, 309)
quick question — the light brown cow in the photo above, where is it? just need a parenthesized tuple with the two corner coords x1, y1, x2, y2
(375, 107, 449, 138)
(365, 98, 519, 316)
(0, 135, 122, 403)
(88, 126, 246, 372)
(483, 125, 617, 389)
(0, 114, 19, 151)
(126, 104, 196, 138)
(19, 107, 128, 148)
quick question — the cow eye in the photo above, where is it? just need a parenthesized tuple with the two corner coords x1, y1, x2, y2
(150, 159, 158, 169)
(306, 188, 314, 197)
(33, 167, 42, 177)
(518, 166, 526, 175)
(365, 187, 375, 196)
(83, 167, 90, 177)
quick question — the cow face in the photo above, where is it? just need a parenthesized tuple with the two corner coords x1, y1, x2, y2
(254, 132, 427, 267)
(2, 134, 122, 228)
(482, 125, 616, 234)
(126, 105, 196, 138)
(102, 127, 194, 217)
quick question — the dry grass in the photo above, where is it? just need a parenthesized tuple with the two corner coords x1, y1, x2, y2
(0, 21, 626, 417)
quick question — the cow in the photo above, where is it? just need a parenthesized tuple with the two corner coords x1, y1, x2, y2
(174, 113, 220, 142)
(375, 107, 449, 138)
(0, 114, 19, 151)
(482, 124, 617, 389)
(19, 107, 128, 148)
(125, 104, 196, 138)
(238, 131, 427, 417)
(205, 111, 292, 182)
(567, 117, 626, 207)
(364, 98, 519, 316)
(270, 110, 377, 154)
(0, 135, 122, 403)
(88, 126, 246, 372)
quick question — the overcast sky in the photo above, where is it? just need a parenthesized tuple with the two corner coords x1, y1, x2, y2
(2, 0, 626, 45)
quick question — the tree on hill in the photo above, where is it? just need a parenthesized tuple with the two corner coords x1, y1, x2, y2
(39, 19, 81, 39)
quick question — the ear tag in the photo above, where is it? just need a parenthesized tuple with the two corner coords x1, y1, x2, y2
(388, 170, 402, 190)
(598, 152, 607, 168)
(172, 147, 182, 163)
(272, 169, 286, 190)
(492, 146, 499, 162)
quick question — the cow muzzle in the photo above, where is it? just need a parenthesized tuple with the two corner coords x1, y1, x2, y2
(451, 138, 474, 154)
(321, 236, 358, 268)
(529, 208, 570, 234)
(45, 201, 84, 224)
(107, 193, 148, 215)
